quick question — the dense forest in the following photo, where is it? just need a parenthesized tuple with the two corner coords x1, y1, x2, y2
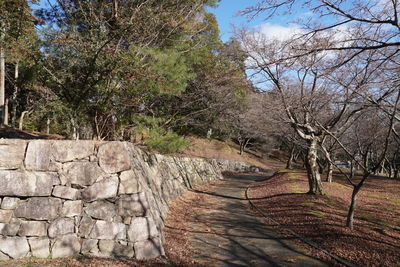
(0, 0, 253, 147)
(1, 0, 400, 231)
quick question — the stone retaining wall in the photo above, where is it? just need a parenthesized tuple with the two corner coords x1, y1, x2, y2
(0, 139, 253, 260)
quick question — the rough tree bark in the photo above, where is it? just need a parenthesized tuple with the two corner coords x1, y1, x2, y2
(238, 136, 251, 156)
(11, 62, 18, 127)
(305, 138, 325, 195)
(321, 145, 333, 182)
(3, 98, 8, 125)
(286, 144, 295, 169)
(326, 162, 333, 183)
(19, 110, 28, 130)
(0, 43, 5, 125)
(346, 177, 365, 230)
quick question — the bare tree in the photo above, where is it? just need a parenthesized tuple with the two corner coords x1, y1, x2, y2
(236, 28, 373, 194)
(322, 93, 399, 229)
(238, 0, 400, 228)
(229, 91, 273, 155)
(0, 19, 5, 125)
(240, 0, 400, 67)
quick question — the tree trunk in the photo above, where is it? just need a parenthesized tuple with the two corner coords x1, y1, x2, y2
(350, 161, 356, 178)
(286, 144, 295, 169)
(71, 117, 79, 140)
(0, 44, 5, 126)
(239, 138, 250, 156)
(3, 98, 8, 125)
(305, 139, 325, 195)
(294, 150, 301, 162)
(11, 62, 18, 127)
(19, 111, 28, 130)
(207, 128, 212, 139)
(46, 118, 50, 134)
(387, 163, 393, 179)
(239, 142, 244, 155)
(112, 0, 119, 18)
(326, 162, 333, 183)
(346, 185, 360, 230)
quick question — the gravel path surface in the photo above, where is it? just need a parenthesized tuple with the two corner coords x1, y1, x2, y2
(187, 172, 329, 267)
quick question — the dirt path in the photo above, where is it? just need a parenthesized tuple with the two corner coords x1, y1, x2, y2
(187, 172, 329, 267)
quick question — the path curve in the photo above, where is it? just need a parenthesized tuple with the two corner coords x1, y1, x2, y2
(188, 172, 329, 267)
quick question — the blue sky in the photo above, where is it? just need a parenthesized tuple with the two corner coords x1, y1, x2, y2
(208, 0, 307, 42)
(207, 0, 265, 42)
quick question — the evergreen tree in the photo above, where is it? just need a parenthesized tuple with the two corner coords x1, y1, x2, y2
(0, 0, 39, 126)
(36, 0, 221, 141)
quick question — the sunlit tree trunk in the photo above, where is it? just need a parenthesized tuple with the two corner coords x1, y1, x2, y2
(0, 43, 5, 125)
(4, 98, 8, 125)
(326, 162, 333, 183)
(305, 138, 325, 195)
(346, 175, 366, 230)
(346, 187, 358, 230)
(286, 144, 295, 169)
(19, 111, 28, 130)
(11, 62, 18, 127)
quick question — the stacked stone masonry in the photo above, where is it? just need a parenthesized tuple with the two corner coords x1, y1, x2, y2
(0, 139, 254, 260)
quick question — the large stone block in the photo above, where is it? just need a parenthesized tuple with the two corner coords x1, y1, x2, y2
(62, 162, 106, 187)
(18, 221, 47, 237)
(98, 142, 131, 173)
(98, 240, 134, 258)
(1, 197, 20, 210)
(81, 239, 98, 254)
(0, 171, 55, 197)
(51, 141, 95, 162)
(28, 237, 50, 258)
(48, 217, 75, 238)
(0, 218, 21, 236)
(78, 215, 94, 238)
(84, 200, 116, 221)
(24, 140, 51, 171)
(62, 200, 82, 217)
(52, 186, 80, 200)
(81, 176, 119, 202)
(14, 198, 61, 220)
(127, 217, 158, 243)
(0, 210, 13, 223)
(117, 192, 149, 217)
(52, 234, 81, 258)
(89, 220, 126, 240)
(118, 170, 143, 195)
(0, 251, 10, 260)
(0, 140, 27, 170)
(0, 237, 30, 259)
(134, 238, 163, 260)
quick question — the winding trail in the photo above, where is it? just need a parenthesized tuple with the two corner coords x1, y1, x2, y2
(188, 172, 329, 267)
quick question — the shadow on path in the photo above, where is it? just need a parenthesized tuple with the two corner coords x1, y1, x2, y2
(185, 172, 330, 267)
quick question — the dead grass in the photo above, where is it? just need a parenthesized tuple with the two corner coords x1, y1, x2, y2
(0, 256, 174, 267)
(163, 180, 223, 267)
(0, 126, 65, 140)
(175, 137, 285, 171)
(248, 170, 400, 267)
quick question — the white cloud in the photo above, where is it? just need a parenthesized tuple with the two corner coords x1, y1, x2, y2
(257, 23, 304, 42)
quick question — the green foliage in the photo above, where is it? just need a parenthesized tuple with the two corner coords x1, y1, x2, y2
(9, 0, 250, 146)
(134, 115, 190, 154)
(116, 46, 194, 98)
(145, 129, 190, 154)
(23, 97, 77, 137)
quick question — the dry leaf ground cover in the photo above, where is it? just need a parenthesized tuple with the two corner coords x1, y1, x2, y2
(248, 170, 400, 266)
(163, 180, 223, 267)
(0, 257, 175, 267)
